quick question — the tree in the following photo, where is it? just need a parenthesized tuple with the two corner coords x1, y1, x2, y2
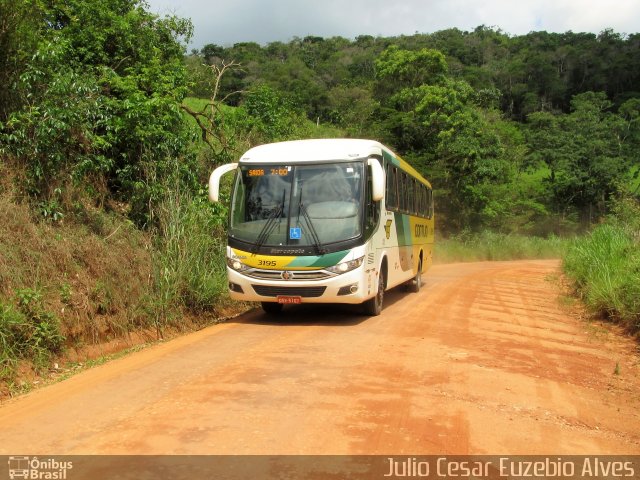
(241, 84, 303, 141)
(527, 92, 636, 222)
(181, 59, 246, 163)
(373, 46, 517, 231)
(375, 45, 448, 92)
(1, 0, 195, 226)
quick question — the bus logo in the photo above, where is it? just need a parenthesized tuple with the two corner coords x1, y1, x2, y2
(7, 456, 73, 479)
(8, 457, 29, 479)
(281, 271, 292, 280)
(384, 220, 393, 239)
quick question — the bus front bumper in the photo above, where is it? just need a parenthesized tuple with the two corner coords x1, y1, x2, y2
(226, 266, 377, 305)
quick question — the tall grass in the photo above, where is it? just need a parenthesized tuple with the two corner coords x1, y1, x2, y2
(435, 231, 568, 264)
(152, 186, 229, 328)
(563, 200, 640, 334)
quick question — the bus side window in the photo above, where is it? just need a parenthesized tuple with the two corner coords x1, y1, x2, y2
(410, 179, 417, 216)
(402, 173, 410, 213)
(366, 165, 380, 237)
(417, 184, 424, 218)
(421, 184, 428, 218)
(398, 172, 404, 212)
(386, 166, 397, 211)
(429, 187, 434, 218)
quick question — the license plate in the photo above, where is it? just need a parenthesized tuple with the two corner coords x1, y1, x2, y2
(277, 295, 302, 304)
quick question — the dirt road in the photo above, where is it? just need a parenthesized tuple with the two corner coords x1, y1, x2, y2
(0, 259, 639, 455)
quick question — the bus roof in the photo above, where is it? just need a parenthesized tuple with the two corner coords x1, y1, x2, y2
(239, 139, 385, 163)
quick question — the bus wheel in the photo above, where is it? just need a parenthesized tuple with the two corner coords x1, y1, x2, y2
(409, 260, 422, 293)
(261, 302, 283, 315)
(363, 270, 385, 316)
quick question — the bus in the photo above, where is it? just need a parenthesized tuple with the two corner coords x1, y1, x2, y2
(208, 138, 434, 315)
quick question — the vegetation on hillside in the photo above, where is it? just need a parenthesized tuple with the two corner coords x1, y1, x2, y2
(0, 0, 639, 386)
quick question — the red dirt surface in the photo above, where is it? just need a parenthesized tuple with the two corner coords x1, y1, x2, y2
(0, 260, 638, 454)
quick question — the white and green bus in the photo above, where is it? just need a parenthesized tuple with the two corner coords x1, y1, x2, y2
(209, 139, 435, 315)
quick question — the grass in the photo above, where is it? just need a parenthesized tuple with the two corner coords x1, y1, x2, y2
(563, 222, 640, 334)
(435, 231, 569, 264)
(562, 198, 640, 335)
(151, 185, 229, 328)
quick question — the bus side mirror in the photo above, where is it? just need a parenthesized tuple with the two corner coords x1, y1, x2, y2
(368, 158, 384, 202)
(209, 163, 238, 202)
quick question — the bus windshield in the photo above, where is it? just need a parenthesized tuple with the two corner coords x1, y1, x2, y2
(230, 162, 364, 248)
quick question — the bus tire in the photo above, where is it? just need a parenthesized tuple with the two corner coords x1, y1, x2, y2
(409, 259, 422, 293)
(363, 269, 385, 316)
(261, 302, 283, 315)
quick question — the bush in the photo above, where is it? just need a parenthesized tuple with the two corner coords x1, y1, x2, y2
(0, 288, 65, 382)
(563, 199, 640, 334)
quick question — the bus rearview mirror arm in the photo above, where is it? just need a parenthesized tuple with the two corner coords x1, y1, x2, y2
(368, 157, 384, 202)
(209, 163, 238, 202)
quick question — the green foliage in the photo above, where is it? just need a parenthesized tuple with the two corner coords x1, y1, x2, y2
(15, 288, 65, 355)
(375, 45, 448, 92)
(0, 0, 196, 227)
(326, 85, 377, 136)
(0, 0, 40, 121)
(527, 92, 638, 221)
(59, 282, 72, 306)
(3, 46, 103, 198)
(563, 206, 640, 334)
(242, 84, 302, 141)
(182, 96, 252, 166)
(0, 287, 65, 381)
(195, 27, 640, 122)
(373, 46, 518, 231)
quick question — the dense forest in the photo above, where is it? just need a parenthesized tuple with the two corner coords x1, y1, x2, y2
(0, 0, 639, 385)
(189, 29, 640, 233)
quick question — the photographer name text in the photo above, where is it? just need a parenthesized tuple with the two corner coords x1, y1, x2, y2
(383, 457, 636, 478)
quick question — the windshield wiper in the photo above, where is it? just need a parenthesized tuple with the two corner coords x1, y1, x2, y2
(297, 184, 326, 255)
(252, 190, 285, 253)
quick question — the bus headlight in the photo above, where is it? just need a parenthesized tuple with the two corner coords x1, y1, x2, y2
(327, 256, 364, 275)
(227, 257, 250, 272)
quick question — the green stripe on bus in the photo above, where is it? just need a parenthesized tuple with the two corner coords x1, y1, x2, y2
(287, 250, 349, 268)
(394, 212, 405, 245)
